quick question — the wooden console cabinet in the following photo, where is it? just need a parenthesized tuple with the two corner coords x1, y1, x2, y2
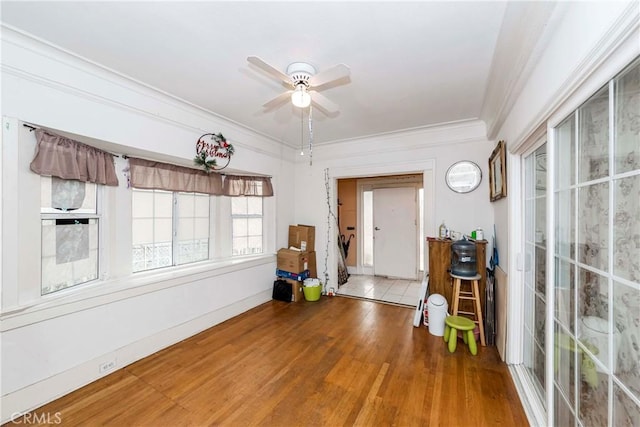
(427, 237, 487, 316)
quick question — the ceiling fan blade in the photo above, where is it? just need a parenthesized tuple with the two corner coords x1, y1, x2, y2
(262, 91, 293, 109)
(310, 91, 339, 114)
(247, 56, 290, 84)
(309, 63, 350, 88)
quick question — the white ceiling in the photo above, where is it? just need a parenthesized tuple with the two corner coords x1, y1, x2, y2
(2, 1, 537, 148)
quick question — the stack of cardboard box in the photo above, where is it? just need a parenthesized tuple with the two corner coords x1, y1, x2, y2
(276, 225, 317, 302)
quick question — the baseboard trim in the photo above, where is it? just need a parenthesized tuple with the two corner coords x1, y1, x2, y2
(0, 290, 271, 424)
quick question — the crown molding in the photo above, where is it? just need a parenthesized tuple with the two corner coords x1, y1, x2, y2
(1, 25, 296, 162)
(303, 119, 488, 163)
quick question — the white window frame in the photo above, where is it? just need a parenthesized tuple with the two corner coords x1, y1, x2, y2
(40, 177, 102, 295)
(1, 118, 275, 327)
(131, 188, 211, 273)
(230, 196, 264, 257)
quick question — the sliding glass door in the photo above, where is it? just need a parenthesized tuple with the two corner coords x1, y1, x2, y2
(523, 142, 548, 410)
(521, 56, 640, 426)
(552, 56, 640, 426)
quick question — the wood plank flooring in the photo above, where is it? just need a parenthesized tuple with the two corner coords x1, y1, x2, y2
(12, 296, 529, 426)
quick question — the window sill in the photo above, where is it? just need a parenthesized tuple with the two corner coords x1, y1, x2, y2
(0, 253, 276, 331)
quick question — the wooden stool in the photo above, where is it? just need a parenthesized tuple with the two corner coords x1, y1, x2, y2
(450, 273, 486, 346)
(444, 315, 477, 355)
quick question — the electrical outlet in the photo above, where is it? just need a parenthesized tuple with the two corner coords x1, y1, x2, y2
(99, 359, 117, 374)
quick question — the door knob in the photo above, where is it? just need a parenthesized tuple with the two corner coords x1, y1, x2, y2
(374, 227, 381, 231)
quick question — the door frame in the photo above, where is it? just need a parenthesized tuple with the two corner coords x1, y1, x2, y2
(360, 180, 421, 278)
(329, 160, 436, 284)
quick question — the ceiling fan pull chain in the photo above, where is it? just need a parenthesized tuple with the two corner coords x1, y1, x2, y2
(308, 104, 314, 166)
(300, 107, 304, 156)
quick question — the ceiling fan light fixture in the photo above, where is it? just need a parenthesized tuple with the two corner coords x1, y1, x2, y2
(291, 85, 311, 108)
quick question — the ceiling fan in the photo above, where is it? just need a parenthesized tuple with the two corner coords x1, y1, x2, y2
(247, 56, 350, 114)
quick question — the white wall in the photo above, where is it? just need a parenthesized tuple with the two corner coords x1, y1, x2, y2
(0, 28, 296, 422)
(293, 120, 496, 290)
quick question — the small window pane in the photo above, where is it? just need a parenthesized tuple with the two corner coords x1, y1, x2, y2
(177, 193, 195, 217)
(194, 195, 210, 217)
(233, 218, 248, 236)
(132, 218, 153, 245)
(194, 218, 210, 239)
(232, 237, 247, 255)
(248, 218, 262, 235)
(154, 191, 173, 217)
(555, 189, 575, 259)
(554, 258, 575, 332)
(577, 183, 609, 271)
(613, 280, 639, 396)
(231, 197, 246, 214)
(614, 383, 640, 426)
(154, 218, 173, 242)
(41, 176, 96, 214)
(535, 146, 547, 196)
(42, 218, 99, 295)
(177, 218, 195, 240)
(132, 190, 154, 218)
(247, 197, 262, 215)
(578, 86, 609, 183)
(555, 116, 575, 189)
(247, 236, 262, 253)
(614, 175, 640, 282)
(614, 59, 640, 174)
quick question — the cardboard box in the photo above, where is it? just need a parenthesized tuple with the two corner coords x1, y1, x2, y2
(307, 251, 317, 278)
(277, 248, 309, 273)
(288, 225, 315, 251)
(283, 278, 304, 302)
(276, 269, 310, 281)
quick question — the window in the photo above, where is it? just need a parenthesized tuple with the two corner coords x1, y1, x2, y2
(132, 189, 210, 272)
(41, 176, 99, 295)
(231, 197, 263, 256)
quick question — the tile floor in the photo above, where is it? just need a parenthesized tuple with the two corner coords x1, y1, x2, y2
(336, 274, 424, 306)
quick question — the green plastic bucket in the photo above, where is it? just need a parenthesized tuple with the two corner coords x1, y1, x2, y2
(303, 285, 322, 301)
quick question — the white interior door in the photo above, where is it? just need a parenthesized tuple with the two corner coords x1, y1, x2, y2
(373, 187, 417, 279)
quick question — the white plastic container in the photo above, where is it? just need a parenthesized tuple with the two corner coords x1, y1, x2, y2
(579, 316, 621, 373)
(427, 294, 448, 336)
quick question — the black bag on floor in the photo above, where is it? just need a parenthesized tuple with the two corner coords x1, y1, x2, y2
(272, 279, 292, 302)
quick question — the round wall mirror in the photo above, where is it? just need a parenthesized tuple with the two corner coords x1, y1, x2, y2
(445, 161, 482, 193)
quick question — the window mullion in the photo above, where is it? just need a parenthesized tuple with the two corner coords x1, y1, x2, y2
(172, 192, 178, 266)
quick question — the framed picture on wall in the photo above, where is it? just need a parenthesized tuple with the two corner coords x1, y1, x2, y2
(489, 140, 507, 202)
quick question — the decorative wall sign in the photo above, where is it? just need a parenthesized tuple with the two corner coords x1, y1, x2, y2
(194, 132, 234, 172)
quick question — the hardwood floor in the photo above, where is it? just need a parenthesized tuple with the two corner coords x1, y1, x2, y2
(13, 296, 529, 426)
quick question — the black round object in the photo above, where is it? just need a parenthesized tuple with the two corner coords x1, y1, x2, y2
(451, 238, 477, 277)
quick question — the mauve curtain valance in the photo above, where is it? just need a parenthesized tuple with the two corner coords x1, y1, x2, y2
(222, 175, 274, 197)
(30, 129, 119, 186)
(128, 157, 223, 195)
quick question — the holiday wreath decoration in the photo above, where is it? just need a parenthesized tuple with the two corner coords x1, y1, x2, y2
(194, 132, 234, 172)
